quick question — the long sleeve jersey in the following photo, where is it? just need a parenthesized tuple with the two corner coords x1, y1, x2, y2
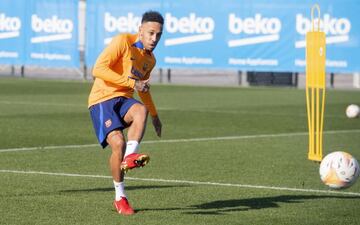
(88, 33, 158, 117)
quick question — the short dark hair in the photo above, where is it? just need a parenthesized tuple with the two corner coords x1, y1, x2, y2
(141, 11, 164, 25)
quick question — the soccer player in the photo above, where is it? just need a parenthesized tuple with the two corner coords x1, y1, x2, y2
(88, 11, 163, 215)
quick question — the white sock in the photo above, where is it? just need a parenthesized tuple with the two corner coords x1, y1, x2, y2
(113, 180, 126, 201)
(124, 140, 139, 158)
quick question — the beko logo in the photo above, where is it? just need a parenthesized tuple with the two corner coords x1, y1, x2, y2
(104, 12, 140, 33)
(103, 12, 141, 44)
(164, 13, 214, 46)
(31, 15, 73, 43)
(228, 13, 281, 47)
(0, 13, 21, 40)
(295, 14, 351, 48)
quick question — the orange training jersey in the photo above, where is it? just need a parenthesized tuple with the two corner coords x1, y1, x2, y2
(88, 33, 158, 117)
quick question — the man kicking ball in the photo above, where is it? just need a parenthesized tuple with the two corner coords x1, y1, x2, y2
(88, 11, 163, 215)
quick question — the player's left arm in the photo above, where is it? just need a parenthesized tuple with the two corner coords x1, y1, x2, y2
(151, 114, 162, 138)
(138, 90, 162, 137)
(137, 71, 162, 137)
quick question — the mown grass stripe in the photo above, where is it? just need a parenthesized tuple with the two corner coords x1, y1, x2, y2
(1, 129, 359, 153)
(1, 169, 359, 197)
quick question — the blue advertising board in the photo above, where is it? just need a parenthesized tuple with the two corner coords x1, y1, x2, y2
(0, 0, 26, 65)
(85, 0, 162, 67)
(24, 0, 79, 67)
(1, 0, 359, 72)
(86, 0, 360, 73)
(292, 1, 359, 73)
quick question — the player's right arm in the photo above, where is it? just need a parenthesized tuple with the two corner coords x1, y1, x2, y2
(92, 35, 136, 88)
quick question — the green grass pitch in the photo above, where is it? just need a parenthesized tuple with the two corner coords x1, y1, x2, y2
(0, 77, 359, 225)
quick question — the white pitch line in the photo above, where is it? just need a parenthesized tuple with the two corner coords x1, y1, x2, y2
(0, 100, 84, 107)
(1, 129, 360, 153)
(0, 100, 344, 118)
(0, 169, 359, 197)
(0, 144, 98, 153)
(165, 108, 344, 118)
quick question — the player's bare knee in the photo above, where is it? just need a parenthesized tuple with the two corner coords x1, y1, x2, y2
(111, 139, 125, 153)
(133, 104, 148, 120)
(107, 131, 125, 152)
(138, 104, 148, 117)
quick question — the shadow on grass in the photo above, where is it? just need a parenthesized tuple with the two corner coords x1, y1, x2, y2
(138, 194, 360, 215)
(2, 185, 187, 198)
(61, 184, 185, 193)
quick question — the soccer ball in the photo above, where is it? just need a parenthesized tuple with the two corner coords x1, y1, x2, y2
(346, 104, 360, 118)
(319, 151, 359, 189)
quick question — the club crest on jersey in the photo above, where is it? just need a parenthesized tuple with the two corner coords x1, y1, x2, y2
(105, 119, 112, 128)
(142, 63, 148, 72)
(131, 66, 144, 79)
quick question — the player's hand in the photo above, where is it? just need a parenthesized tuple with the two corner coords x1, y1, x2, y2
(152, 115, 162, 137)
(134, 79, 150, 93)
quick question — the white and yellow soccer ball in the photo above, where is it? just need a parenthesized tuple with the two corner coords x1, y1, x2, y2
(346, 104, 360, 118)
(319, 151, 359, 189)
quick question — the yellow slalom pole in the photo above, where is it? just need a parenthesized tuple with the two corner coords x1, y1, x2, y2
(306, 4, 326, 162)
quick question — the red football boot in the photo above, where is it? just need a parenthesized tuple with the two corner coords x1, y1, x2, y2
(113, 197, 135, 215)
(121, 153, 150, 173)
